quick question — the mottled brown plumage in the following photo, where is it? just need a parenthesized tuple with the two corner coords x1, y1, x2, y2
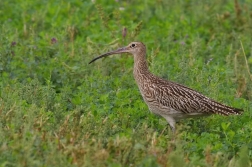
(89, 42, 243, 132)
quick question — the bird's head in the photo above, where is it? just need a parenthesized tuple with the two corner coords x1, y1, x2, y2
(89, 42, 146, 64)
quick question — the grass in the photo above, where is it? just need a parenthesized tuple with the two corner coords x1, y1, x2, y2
(0, 0, 252, 166)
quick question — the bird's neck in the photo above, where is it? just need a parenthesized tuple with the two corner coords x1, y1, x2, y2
(133, 53, 151, 83)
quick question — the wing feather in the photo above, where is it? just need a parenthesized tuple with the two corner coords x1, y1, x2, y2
(147, 78, 243, 115)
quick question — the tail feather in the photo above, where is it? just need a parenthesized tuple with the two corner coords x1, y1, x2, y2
(203, 99, 243, 116)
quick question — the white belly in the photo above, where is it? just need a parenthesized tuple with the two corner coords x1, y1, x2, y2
(147, 102, 211, 121)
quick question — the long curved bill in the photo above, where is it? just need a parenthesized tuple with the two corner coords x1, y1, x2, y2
(89, 47, 128, 64)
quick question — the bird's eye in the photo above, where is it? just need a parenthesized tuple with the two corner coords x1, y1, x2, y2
(131, 43, 136, 48)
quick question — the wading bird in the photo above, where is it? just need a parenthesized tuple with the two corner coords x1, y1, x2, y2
(89, 42, 243, 132)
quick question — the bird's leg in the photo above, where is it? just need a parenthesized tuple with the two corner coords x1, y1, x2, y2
(163, 115, 176, 134)
(170, 125, 176, 133)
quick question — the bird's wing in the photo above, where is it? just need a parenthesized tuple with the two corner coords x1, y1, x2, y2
(148, 80, 242, 115)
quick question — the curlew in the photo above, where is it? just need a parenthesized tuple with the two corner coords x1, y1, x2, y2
(89, 42, 243, 132)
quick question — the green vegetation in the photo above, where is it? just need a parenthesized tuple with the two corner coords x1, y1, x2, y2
(0, 0, 252, 166)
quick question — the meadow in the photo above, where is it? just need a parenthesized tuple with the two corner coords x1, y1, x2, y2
(0, 0, 252, 166)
